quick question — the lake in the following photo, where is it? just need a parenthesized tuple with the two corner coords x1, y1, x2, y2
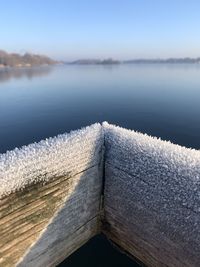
(1, 64, 200, 266)
(0, 64, 200, 154)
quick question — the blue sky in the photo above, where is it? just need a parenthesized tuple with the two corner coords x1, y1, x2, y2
(1, 0, 200, 60)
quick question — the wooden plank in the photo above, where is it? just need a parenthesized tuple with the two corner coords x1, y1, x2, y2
(20, 217, 100, 267)
(0, 123, 103, 198)
(0, 164, 103, 267)
(2, 122, 200, 267)
(103, 123, 200, 267)
(104, 164, 200, 267)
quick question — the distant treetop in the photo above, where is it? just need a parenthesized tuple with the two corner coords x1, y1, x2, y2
(0, 50, 58, 68)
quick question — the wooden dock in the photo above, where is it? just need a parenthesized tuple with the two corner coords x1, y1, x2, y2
(0, 122, 200, 267)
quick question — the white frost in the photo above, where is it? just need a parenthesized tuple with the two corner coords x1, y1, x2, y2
(0, 123, 103, 198)
(103, 122, 200, 212)
(1, 122, 200, 201)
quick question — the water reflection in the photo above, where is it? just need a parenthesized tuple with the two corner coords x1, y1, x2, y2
(0, 66, 53, 83)
(0, 64, 200, 153)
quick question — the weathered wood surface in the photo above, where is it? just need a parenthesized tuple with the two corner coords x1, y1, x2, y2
(0, 123, 103, 198)
(0, 123, 103, 266)
(103, 124, 200, 267)
(0, 165, 103, 267)
(1, 122, 200, 267)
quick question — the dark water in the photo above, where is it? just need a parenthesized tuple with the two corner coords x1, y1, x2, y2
(0, 64, 200, 153)
(58, 234, 141, 267)
(1, 65, 200, 266)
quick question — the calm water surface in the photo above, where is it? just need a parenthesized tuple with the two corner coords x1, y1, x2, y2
(0, 64, 200, 153)
(58, 234, 140, 267)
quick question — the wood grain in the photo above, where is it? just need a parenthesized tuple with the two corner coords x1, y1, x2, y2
(104, 164, 200, 267)
(0, 164, 103, 267)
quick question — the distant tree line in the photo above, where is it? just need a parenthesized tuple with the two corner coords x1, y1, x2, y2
(71, 58, 120, 65)
(69, 57, 200, 65)
(124, 58, 200, 64)
(0, 50, 58, 67)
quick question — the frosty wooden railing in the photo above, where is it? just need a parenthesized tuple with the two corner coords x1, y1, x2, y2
(0, 124, 104, 267)
(0, 122, 200, 267)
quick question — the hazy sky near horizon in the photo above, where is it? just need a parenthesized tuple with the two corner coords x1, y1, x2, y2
(1, 0, 200, 60)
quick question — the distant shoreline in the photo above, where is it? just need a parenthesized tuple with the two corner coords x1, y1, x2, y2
(67, 58, 200, 65)
(0, 50, 59, 68)
(1, 49, 200, 67)
(1, 61, 200, 70)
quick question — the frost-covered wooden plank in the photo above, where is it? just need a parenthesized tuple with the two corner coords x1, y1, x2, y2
(0, 124, 103, 267)
(1, 122, 200, 267)
(0, 123, 103, 198)
(103, 122, 200, 267)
